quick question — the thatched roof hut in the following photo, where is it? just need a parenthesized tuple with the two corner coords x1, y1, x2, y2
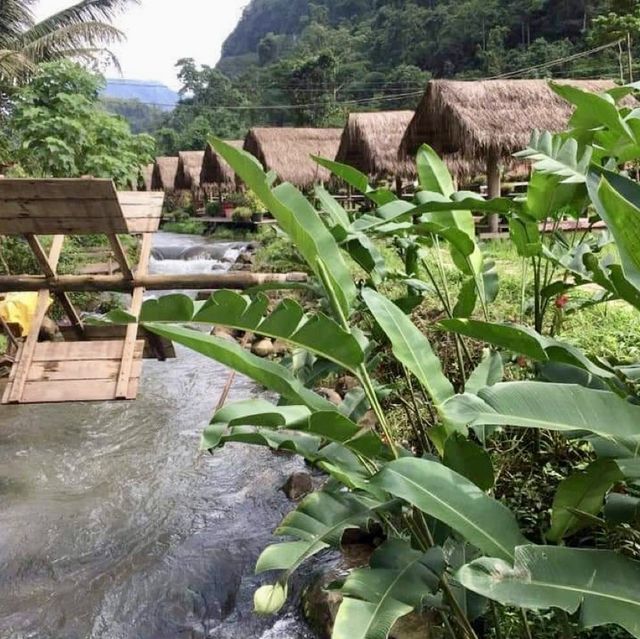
(399, 79, 620, 161)
(200, 140, 244, 188)
(336, 110, 416, 179)
(151, 156, 179, 192)
(244, 127, 342, 189)
(175, 150, 205, 190)
(139, 163, 154, 191)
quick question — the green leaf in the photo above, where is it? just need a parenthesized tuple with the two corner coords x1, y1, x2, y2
(509, 217, 541, 258)
(547, 459, 623, 543)
(444, 433, 495, 491)
(458, 545, 640, 638)
(604, 493, 640, 526)
(254, 583, 287, 615)
(588, 169, 640, 295)
(255, 491, 394, 613)
(312, 155, 396, 206)
(466, 351, 503, 396)
(333, 538, 445, 639)
(453, 277, 477, 318)
(193, 291, 364, 371)
(444, 382, 640, 446)
(143, 323, 335, 412)
(315, 184, 350, 229)
(210, 138, 356, 317)
(616, 458, 640, 480)
(416, 144, 455, 196)
(204, 399, 391, 460)
(515, 130, 591, 184)
(370, 458, 528, 561)
(361, 288, 454, 408)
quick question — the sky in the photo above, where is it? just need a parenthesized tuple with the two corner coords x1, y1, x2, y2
(35, 0, 248, 89)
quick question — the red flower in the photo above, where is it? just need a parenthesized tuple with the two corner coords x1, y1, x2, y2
(555, 294, 569, 309)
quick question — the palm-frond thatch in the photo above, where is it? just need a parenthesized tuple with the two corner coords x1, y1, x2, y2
(151, 156, 179, 192)
(244, 127, 343, 189)
(138, 163, 153, 191)
(200, 140, 243, 188)
(336, 110, 416, 179)
(174, 150, 205, 190)
(400, 79, 621, 163)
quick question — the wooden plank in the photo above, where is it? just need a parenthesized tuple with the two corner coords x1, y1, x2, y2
(116, 233, 153, 399)
(33, 340, 144, 362)
(18, 377, 140, 404)
(25, 234, 64, 277)
(107, 235, 134, 280)
(0, 178, 117, 200)
(6, 289, 51, 403)
(28, 359, 143, 382)
(0, 216, 131, 236)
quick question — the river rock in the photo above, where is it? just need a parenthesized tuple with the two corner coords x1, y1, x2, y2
(282, 471, 313, 500)
(252, 338, 274, 357)
(315, 387, 342, 406)
(237, 251, 255, 265)
(272, 340, 289, 356)
(213, 326, 235, 342)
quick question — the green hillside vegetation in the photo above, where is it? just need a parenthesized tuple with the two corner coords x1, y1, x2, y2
(151, 0, 640, 153)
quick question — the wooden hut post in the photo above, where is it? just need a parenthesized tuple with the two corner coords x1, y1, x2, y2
(486, 151, 501, 234)
(395, 175, 403, 197)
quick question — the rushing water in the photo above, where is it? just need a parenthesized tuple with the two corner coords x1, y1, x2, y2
(0, 233, 316, 639)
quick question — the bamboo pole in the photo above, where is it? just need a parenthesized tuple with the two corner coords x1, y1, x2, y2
(0, 272, 309, 293)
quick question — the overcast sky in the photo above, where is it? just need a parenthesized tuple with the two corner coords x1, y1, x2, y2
(35, 0, 248, 89)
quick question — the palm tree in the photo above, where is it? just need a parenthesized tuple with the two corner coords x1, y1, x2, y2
(0, 0, 137, 86)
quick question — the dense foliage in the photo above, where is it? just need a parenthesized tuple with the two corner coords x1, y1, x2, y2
(133, 83, 640, 638)
(0, 61, 154, 188)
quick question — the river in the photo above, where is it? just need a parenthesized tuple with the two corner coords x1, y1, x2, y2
(0, 233, 316, 639)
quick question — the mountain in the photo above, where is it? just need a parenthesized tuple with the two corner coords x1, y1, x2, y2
(102, 79, 179, 111)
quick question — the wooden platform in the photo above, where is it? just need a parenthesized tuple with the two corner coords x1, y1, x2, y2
(0, 178, 165, 405)
(2, 340, 144, 404)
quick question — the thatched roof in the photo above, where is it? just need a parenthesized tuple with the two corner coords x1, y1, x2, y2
(400, 79, 622, 163)
(175, 150, 205, 190)
(336, 110, 416, 179)
(244, 127, 343, 188)
(200, 140, 244, 187)
(138, 163, 154, 191)
(151, 156, 179, 191)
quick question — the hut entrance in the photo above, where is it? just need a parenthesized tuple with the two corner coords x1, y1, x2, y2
(0, 178, 167, 404)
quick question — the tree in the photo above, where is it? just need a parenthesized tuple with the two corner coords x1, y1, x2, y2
(4, 60, 154, 187)
(0, 0, 136, 88)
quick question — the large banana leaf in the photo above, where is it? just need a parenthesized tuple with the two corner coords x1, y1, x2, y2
(361, 289, 454, 409)
(143, 323, 335, 412)
(457, 545, 640, 638)
(444, 382, 640, 447)
(142, 291, 364, 372)
(370, 458, 528, 561)
(514, 131, 591, 184)
(312, 156, 397, 206)
(587, 169, 640, 295)
(441, 319, 619, 387)
(416, 144, 455, 196)
(255, 490, 395, 613)
(210, 138, 356, 317)
(204, 399, 391, 460)
(333, 538, 445, 639)
(547, 459, 623, 543)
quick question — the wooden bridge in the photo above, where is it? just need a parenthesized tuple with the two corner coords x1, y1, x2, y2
(0, 178, 307, 405)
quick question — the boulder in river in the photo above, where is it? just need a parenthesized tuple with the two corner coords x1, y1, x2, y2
(282, 471, 313, 500)
(213, 326, 235, 342)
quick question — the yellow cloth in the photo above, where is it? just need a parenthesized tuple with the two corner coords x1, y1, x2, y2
(0, 293, 52, 336)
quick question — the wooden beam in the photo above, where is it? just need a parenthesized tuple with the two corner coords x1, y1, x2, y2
(107, 234, 134, 280)
(486, 152, 501, 234)
(0, 272, 309, 293)
(116, 233, 153, 399)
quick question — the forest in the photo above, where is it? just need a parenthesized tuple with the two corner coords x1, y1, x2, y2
(145, 0, 640, 154)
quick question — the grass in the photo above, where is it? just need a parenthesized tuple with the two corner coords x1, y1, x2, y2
(161, 219, 206, 235)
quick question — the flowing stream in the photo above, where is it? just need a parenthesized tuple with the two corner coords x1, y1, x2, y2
(0, 233, 316, 639)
